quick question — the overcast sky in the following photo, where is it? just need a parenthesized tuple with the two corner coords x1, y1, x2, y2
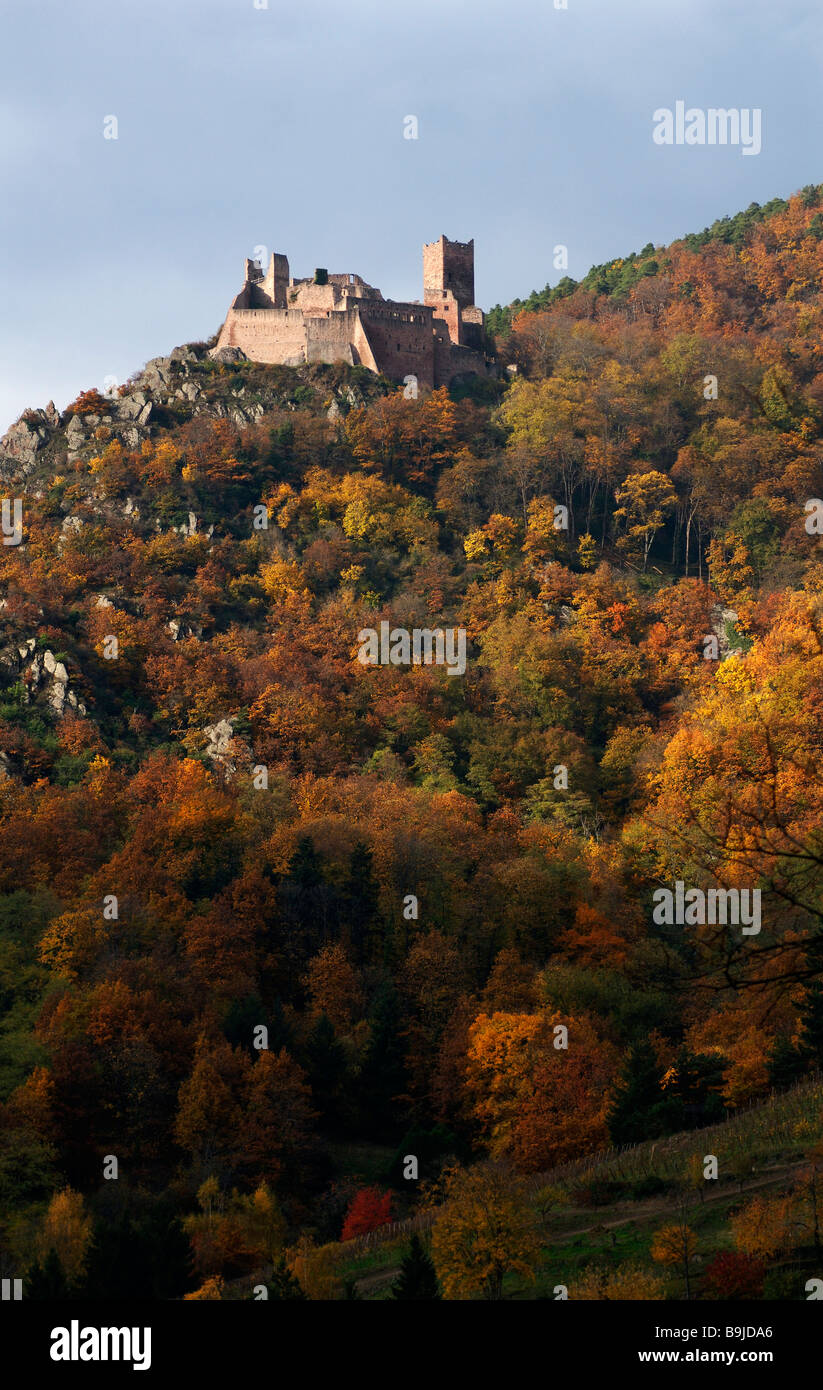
(1, 0, 820, 430)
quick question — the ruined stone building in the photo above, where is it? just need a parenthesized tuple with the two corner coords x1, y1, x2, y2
(211, 235, 490, 389)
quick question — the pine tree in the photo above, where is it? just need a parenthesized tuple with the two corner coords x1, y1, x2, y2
(766, 1035, 806, 1091)
(27, 1247, 71, 1299)
(343, 841, 380, 964)
(279, 836, 338, 975)
(391, 1235, 441, 1300)
(358, 982, 408, 1139)
(146, 1211, 196, 1299)
(798, 983, 823, 1068)
(267, 1255, 307, 1300)
(669, 1045, 727, 1126)
(288, 836, 323, 889)
(305, 1012, 348, 1133)
(81, 1215, 154, 1299)
(606, 1039, 668, 1145)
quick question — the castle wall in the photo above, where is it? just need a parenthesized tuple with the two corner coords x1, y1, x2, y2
(215, 305, 387, 373)
(446, 342, 487, 381)
(423, 287, 462, 345)
(304, 308, 365, 366)
(351, 316, 380, 374)
(357, 301, 436, 389)
(461, 304, 485, 350)
(216, 308, 308, 364)
(290, 281, 346, 313)
(432, 321, 454, 387)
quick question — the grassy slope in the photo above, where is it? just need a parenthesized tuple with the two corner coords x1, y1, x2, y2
(332, 1078, 823, 1299)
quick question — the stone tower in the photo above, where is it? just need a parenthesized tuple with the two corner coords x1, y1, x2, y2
(262, 252, 290, 309)
(422, 235, 475, 312)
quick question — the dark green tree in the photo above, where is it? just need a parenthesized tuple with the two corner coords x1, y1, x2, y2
(606, 1039, 669, 1145)
(799, 983, 823, 1069)
(358, 982, 408, 1140)
(278, 837, 339, 984)
(766, 1035, 806, 1092)
(288, 836, 323, 889)
(391, 1235, 441, 1300)
(81, 1209, 195, 1300)
(267, 1256, 307, 1300)
(387, 1124, 461, 1184)
(305, 1013, 349, 1133)
(667, 1046, 727, 1127)
(81, 1215, 153, 1299)
(342, 841, 380, 964)
(27, 1247, 72, 1299)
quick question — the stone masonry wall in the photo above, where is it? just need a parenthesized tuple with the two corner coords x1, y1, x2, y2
(357, 301, 436, 389)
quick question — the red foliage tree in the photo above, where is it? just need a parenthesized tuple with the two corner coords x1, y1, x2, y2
(340, 1187, 393, 1240)
(702, 1251, 766, 1300)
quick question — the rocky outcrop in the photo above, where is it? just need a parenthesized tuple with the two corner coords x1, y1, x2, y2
(167, 619, 202, 641)
(709, 604, 743, 659)
(28, 648, 86, 715)
(211, 346, 248, 365)
(0, 636, 87, 717)
(0, 347, 380, 500)
(0, 414, 49, 474)
(203, 717, 236, 772)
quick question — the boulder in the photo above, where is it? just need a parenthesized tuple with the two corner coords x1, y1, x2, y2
(203, 717, 237, 772)
(210, 346, 248, 364)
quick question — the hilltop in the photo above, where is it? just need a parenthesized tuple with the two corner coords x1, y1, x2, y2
(487, 183, 823, 337)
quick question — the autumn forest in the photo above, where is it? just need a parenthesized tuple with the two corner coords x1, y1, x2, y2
(4, 185, 823, 1303)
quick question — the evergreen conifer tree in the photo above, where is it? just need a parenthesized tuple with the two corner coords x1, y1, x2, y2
(267, 1255, 307, 1300)
(766, 1035, 806, 1091)
(27, 1247, 71, 1299)
(799, 982, 823, 1068)
(606, 1039, 667, 1144)
(391, 1235, 441, 1300)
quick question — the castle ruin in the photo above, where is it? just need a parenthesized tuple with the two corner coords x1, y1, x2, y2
(211, 235, 489, 389)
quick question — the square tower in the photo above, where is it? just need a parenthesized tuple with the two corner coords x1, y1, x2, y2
(262, 252, 290, 309)
(423, 235, 475, 312)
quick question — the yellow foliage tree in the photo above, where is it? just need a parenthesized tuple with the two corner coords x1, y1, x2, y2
(429, 1163, 540, 1300)
(731, 1194, 791, 1257)
(36, 1188, 92, 1288)
(184, 1275, 224, 1300)
(614, 470, 677, 571)
(286, 1238, 345, 1300)
(651, 1219, 698, 1298)
(465, 1008, 617, 1171)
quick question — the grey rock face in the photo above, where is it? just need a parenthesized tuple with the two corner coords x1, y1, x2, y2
(210, 346, 248, 364)
(203, 717, 237, 773)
